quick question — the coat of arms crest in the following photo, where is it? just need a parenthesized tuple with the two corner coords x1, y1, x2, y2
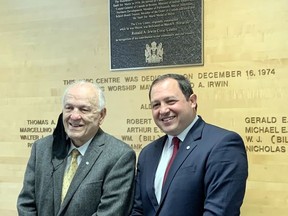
(145, 41, 163, 64)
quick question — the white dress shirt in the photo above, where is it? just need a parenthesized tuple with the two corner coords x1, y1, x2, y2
(154, 115, 199, 203)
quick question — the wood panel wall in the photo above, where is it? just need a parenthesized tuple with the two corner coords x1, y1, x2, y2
(0, 0, 287, 215)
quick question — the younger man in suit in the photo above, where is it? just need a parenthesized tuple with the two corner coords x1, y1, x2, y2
(18, 81, 136, 216)
(131, 73, 248, 216)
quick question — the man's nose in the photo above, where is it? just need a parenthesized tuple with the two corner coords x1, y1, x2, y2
(159, 104, 169, 114)
(70, 110, 81, 120)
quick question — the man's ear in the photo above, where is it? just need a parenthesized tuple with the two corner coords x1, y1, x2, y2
(99, 108, 107, 125)
(189, 94, 197, 110)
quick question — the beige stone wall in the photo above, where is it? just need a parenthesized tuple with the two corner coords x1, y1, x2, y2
(0, 0, 287, 215)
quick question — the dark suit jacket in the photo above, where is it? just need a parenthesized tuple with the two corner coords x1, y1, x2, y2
(131, 116, 248, 216)
(17, 128, 136, 216)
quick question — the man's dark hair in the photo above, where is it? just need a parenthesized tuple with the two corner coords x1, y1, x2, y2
(149, 73, 194, 101)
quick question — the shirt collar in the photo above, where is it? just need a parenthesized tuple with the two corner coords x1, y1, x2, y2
(167, 115, 199, 145)
(68, 137, 93, 156)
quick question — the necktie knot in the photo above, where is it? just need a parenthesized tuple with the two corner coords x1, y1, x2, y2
(172, 137, 180, 149)
(71, 149, 80, 159)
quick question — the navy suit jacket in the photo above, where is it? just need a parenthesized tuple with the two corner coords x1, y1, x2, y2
(131, 116, 248, 216)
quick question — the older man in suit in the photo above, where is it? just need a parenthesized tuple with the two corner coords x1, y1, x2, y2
(131, 74, 248, 216)
(18, 81, 136, 216)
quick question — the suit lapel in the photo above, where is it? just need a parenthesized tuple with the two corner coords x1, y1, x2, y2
(146, 136, 167, 211)
(52, 156, 66, 214)
(160, 117, 205, 204)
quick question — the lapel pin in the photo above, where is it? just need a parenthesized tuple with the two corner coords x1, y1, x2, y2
(186, 146, 190, 150)
(86, 161, 89, 165)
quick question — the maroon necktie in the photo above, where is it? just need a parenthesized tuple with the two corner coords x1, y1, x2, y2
(163, 137, 180, 184)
